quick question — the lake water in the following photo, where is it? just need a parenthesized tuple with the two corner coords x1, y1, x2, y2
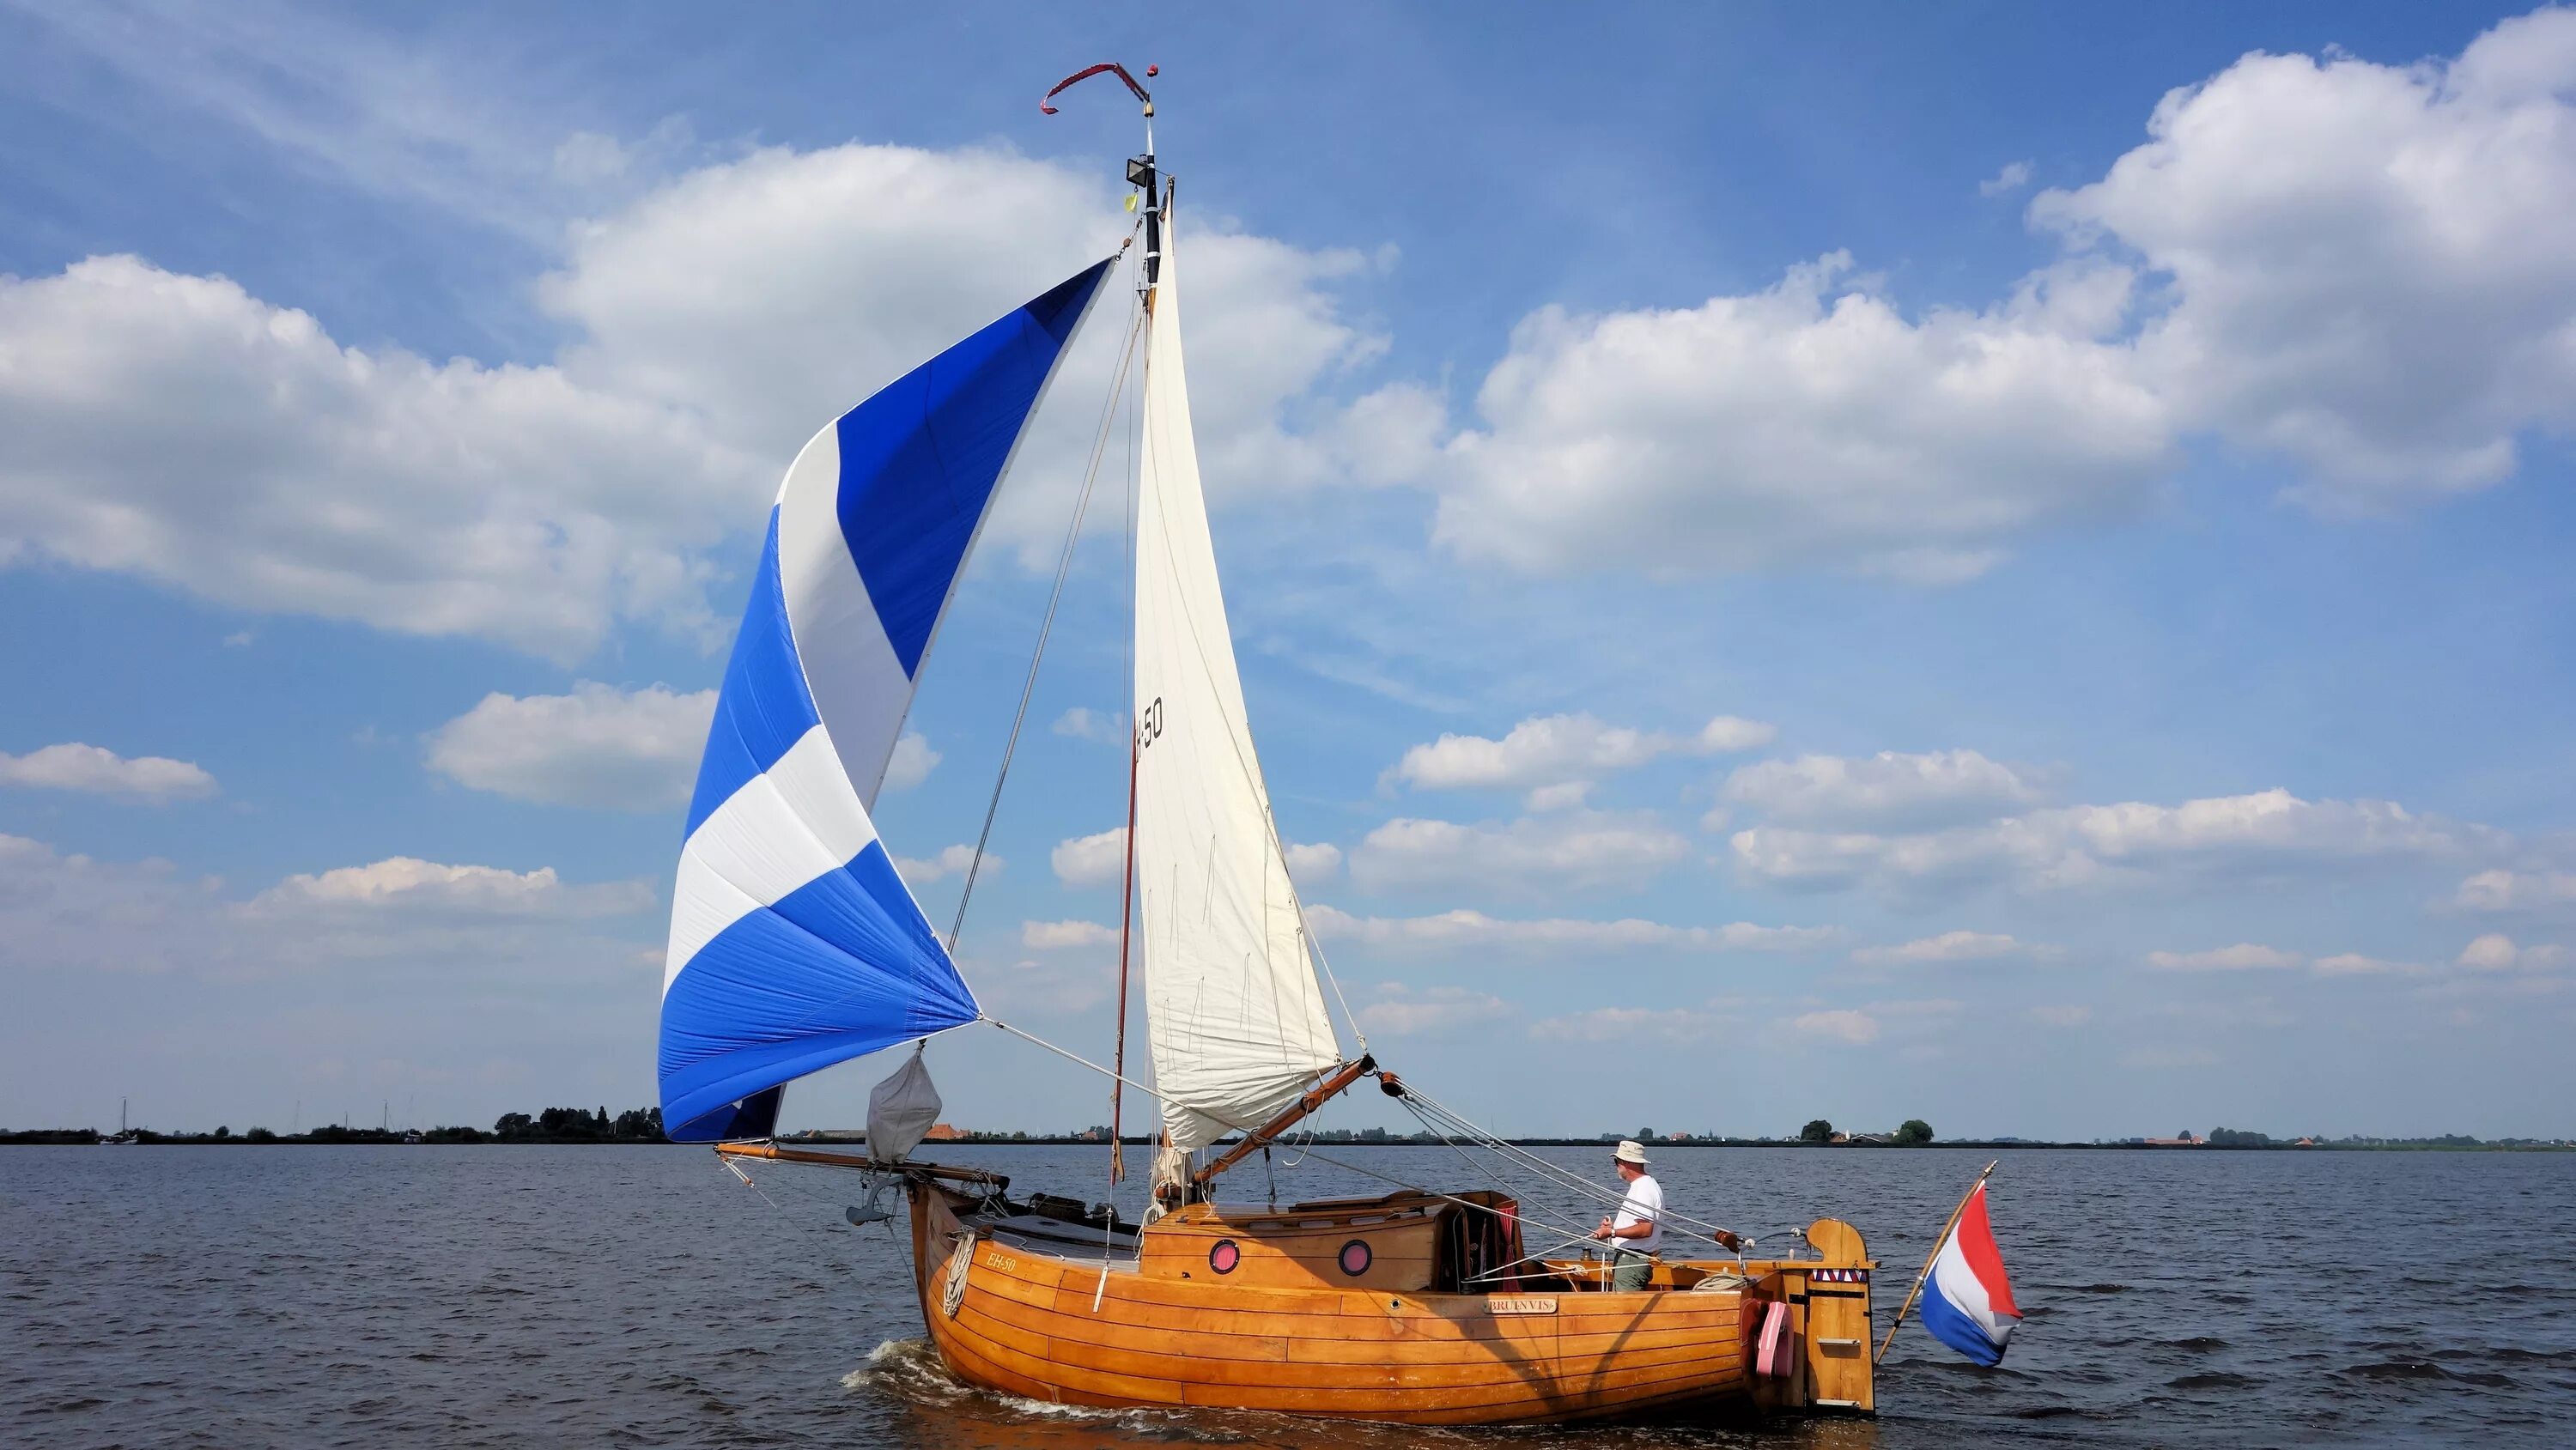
(7, 1144, 2571, 1447)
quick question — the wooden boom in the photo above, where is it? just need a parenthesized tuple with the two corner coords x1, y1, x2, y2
(714, 1141, 1010, 1189)
(1189, 1056, 1377, 1189)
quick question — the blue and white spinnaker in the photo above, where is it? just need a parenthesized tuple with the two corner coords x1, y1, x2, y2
(659, 259, 1115, 1143)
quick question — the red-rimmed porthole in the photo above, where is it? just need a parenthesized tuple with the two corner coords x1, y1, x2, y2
(1339, 1239, 1373, 1277)
(1208, 1239, 1241, 1274)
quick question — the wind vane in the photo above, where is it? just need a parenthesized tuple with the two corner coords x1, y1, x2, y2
(1040, 62, 1156, 115)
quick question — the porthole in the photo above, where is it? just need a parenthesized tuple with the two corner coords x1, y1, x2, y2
(1209, 1239, 1241, 1274)
(1339, 1238, 1373, 1277)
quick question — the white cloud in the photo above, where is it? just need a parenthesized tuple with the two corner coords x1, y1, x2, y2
(1525, 781, 1594, 813)
(2122, 1046, 2219, 1070)
(1051, 828, 1128, 889)
(1348, 811, 1691, 894)
(1979, 160, 2035, 197)
(1358, 983, 1511, 1038)
(1528, 1004, 1727, 1044)
(1724, 749, 2044, 831)
(1050, 707, 1127, 746)
(0, 834, 227, 974)
(1429, 252, 2172, 580)
(2146, 943, 2303, 972)
(2312, 952, 2425, 977)
(2031, 9, 2576, 509)
(2029, 1004, 2093, 1028)
(1697, 716, 1778, 752)
(1867, 997, 1964, 1021)
(0, 142, 1393, 660)
(10, 5, 637, 243)
(967, 954, 1112, 1016)
(0, 257, 754, 662)
(881, 733, 939, 793)
(245, 857, 652, 919)
(1732, 786, 2499, 895)
(1851, 931, 2046, 967)
(1306, 904, 1835, 955)
(539, 142, 1401, 555)
(1284, 841, 1343, 879)
(0, 834, 653, 980)
(425, 683, 713, 809)
(2456, 933, 2573, 974)
(1021, 919, 1116, 951)
(0, 743, 217, 802)
(1409, 14, 2576, 580)
(1386, 711, 1774, 794)
(2451, 869, 2576, 913)
(895, 845, 990, 884)
(1789, 1008, 1881, 1045)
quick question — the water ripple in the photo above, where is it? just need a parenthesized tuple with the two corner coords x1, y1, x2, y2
(3, 1144, 2571, 1447)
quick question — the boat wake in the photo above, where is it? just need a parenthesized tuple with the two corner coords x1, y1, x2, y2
(842, 1339, 1497, 1448)
(846, 1339, 1139, 1423)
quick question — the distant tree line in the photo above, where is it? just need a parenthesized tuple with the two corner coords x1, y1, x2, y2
(1793, 1119, 1937, 1145)
(491, 1106, 666, 1142)
(0, 1106, 668, 1145)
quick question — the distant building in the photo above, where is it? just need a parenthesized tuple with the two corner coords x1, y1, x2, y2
(922, 1123, 965, 1142)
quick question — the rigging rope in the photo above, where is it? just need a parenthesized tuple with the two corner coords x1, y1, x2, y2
(975, 1014, 1605, 1246)
(945, 265, 1147, 955)
(1394, 1082, 1751, 1247)
(738, 234, 1150, 1057)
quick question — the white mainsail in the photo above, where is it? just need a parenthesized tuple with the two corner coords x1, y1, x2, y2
(1133, 208, 1343, 1153)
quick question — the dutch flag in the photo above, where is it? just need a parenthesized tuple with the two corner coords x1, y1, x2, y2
(1917, 1181, 2023, 1366)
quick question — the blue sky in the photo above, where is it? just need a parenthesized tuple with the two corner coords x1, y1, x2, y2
(5, 3, 2574, 1141)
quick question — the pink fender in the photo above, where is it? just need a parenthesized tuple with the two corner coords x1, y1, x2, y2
(1754, 1299, 1794, 1378)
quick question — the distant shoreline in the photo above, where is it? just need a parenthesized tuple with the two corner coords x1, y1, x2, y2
(9, 1131, 2567, 1151)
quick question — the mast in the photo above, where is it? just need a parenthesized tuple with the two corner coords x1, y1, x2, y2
(1130, 155, 1343, 1163)
(1046, 60, 1163, 1189)
(1109, 728, 1139, 1182)
(1048, 60, 1351, 1193)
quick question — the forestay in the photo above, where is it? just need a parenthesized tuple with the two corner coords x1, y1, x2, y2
(659, 259, 1115, 1143)
(1133, 209, 1344, 1151)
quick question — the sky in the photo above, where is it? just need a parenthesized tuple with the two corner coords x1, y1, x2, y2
(4, 3, 2575, 1142)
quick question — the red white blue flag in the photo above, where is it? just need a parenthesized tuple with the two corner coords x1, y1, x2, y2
(1917, 1181, 2022, 1365)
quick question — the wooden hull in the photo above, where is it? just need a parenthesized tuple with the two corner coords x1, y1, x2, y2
(902, 1186, 1872, 1426)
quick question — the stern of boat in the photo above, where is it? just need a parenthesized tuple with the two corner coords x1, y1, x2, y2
(1741, 1217, 1876, 1417)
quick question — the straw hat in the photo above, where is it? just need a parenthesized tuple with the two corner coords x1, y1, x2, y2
(1613, 1139, 1650, 1166)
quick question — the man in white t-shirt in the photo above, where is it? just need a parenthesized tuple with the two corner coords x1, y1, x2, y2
(1593, 1139, 1664, 1290)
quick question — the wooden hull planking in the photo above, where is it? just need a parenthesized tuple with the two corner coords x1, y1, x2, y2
(902, 1184, 1875, 1425)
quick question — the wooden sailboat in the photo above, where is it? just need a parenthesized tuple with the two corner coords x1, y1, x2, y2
(659, 64, 1875, 1425)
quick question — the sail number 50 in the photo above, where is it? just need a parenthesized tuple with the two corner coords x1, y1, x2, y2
(1138, 697, 1164, 749)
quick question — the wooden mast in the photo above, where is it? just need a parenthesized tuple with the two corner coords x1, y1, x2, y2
(1109, 728, 1141, 1181)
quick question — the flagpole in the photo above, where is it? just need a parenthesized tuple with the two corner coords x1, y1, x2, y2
(1874, 1159, 1999, 1367)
